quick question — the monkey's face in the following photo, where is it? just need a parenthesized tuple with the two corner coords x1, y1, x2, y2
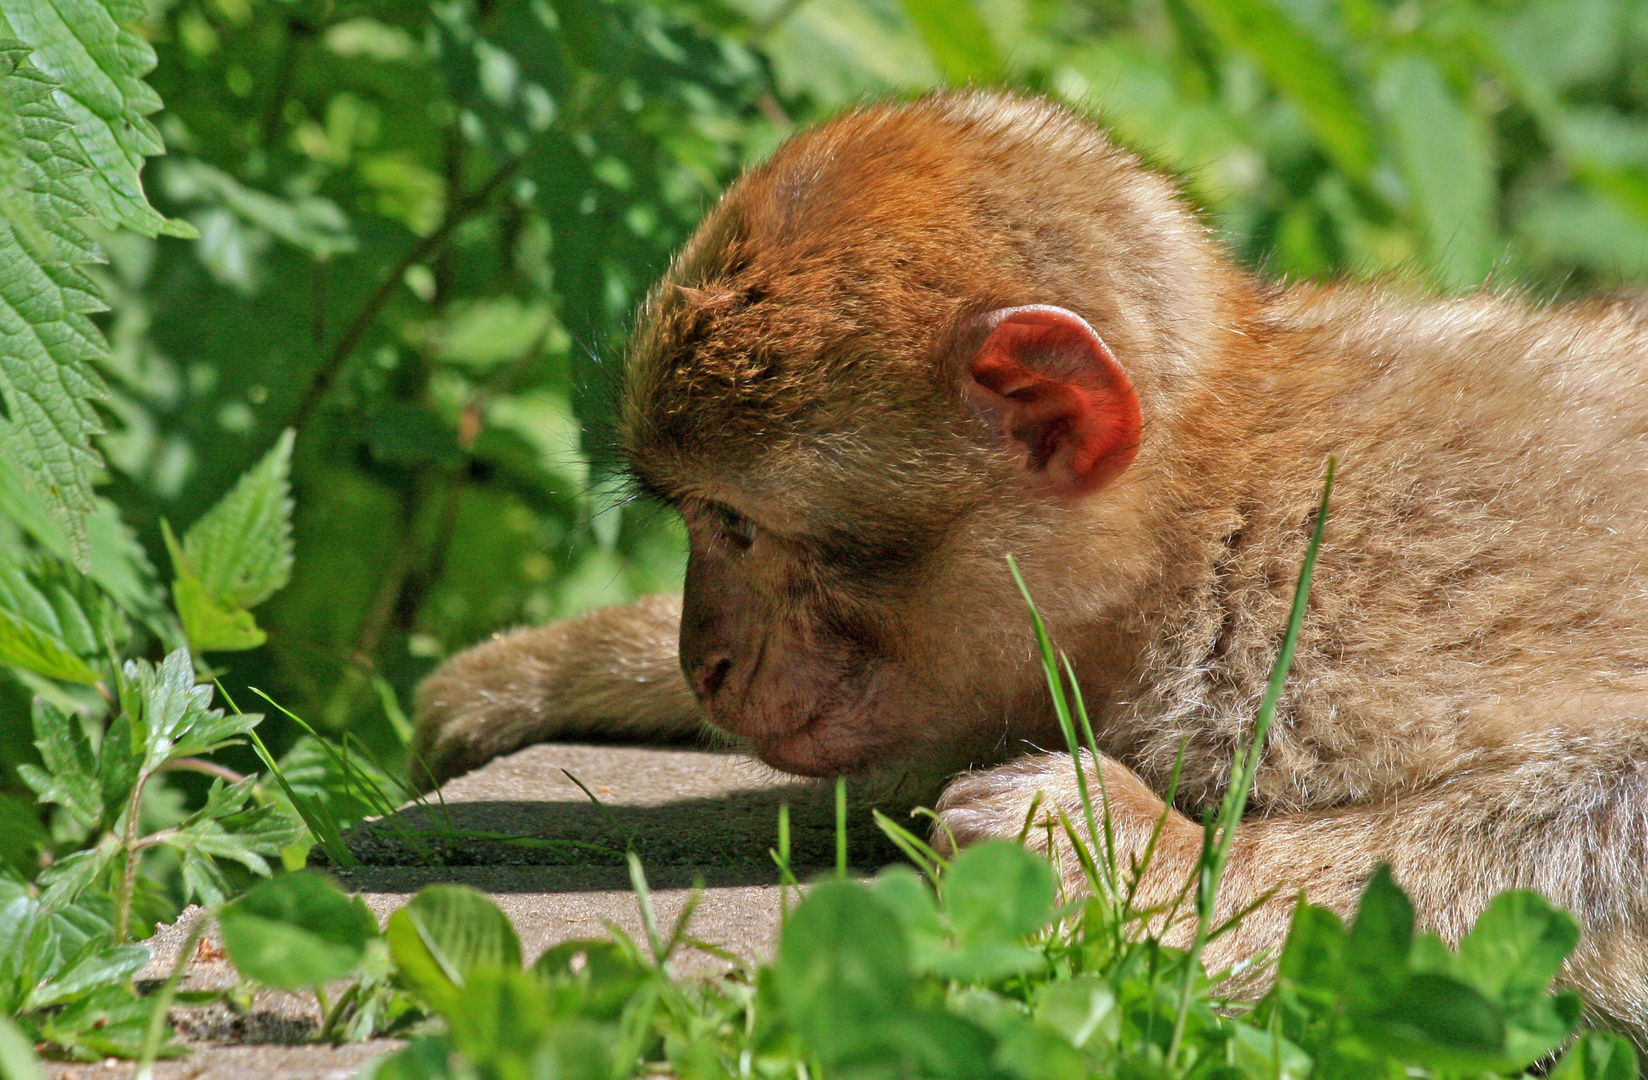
(628, 302, 1146, 777)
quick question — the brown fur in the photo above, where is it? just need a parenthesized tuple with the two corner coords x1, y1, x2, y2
(416, 91, 1648, 1035)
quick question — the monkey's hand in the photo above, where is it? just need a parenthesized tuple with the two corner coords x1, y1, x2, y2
(412, 595, 709, 791)
(935, 750, 1201, 905)
(933, 751, 1299, 979)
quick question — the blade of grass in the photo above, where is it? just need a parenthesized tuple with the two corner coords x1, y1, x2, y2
(1167, 457, 1335, 1066)
(627, 851, 665, 966)
(834, 776, 847, 880)
(872, 809, 941, 881)
(564, 769, 638, 852)
(1010, 557, 1114, 900)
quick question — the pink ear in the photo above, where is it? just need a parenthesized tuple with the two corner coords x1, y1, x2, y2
(964, 305, 1141, 497)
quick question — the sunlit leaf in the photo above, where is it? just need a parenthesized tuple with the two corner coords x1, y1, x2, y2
(218, 871, 378, 989)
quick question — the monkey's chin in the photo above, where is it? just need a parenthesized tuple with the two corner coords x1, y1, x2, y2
(744, 720, 888, 778)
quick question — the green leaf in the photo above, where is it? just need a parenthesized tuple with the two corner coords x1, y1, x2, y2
(217, 871, 378, 990)
(0, 1013, 43, 1080)
(161, 779, 301, 888)
(386, 885, 521, 1013)
(1451, 890, 1578, 1007)
(0, 792, 46, 878)
(1034, 975, 1118, 1051)
(1343, 865, 1412, 1007)
(1228, 1020, 1312, 1080)
(1376, 52, 1498, 289)
(166, 430, 295, 654)
(0, 44, 109, 557)
(356, 1036, 452, 1080)
(0, 545, 123, 683)
(531, 939, 647, 1021)
(872, 865, 948, 974)
(159, 159, 355, 261)
(1356, 972, 1505, 1068)
(1553, 1032, 1641, 1080)
(898, 0, 1002, 82)
(25, 937, 147, 1010)
(0, 0, 188, 238)
(17, 696, 101, 829)
(773, 880, 914, 1063)
(120, 647, 257, 771)
(937, 841, 1056, 979)
(1180, 0, 1374, 180)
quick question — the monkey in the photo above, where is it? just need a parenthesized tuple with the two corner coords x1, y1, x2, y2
(414, 90, 1648, 1033)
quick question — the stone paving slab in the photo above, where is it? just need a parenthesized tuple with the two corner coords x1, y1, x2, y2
(43, 743, 926, 1079)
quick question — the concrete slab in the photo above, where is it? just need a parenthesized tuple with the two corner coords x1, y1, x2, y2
(55, 743, 927, 1079)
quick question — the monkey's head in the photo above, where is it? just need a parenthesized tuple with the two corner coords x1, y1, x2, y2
(621, 91, 1238, 777)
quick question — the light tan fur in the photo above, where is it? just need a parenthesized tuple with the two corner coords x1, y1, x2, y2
(416, 91, 1648, 1035)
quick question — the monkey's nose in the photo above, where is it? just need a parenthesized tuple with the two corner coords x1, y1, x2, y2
(696, 656, 733, 702)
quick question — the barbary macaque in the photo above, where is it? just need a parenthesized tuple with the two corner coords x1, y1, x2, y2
(416, 91, 1648, 1031)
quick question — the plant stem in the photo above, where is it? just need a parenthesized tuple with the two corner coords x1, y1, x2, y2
(286, 155, 522, 433)
(114, 769, 151, 944)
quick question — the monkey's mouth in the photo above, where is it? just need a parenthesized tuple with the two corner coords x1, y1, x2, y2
(737, 705, 896, 777)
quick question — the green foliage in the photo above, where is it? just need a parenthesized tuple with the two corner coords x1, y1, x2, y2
(218, 870, 377, 989)
(163, 428, 295, 653)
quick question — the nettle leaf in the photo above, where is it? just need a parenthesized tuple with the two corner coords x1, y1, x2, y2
(0, 44, 109, 556)
(161, 779, 301, 883)
(0, 0, 188, 239)
(120, 647, 255, 772)
(218, 871, 378, 990)
(166, 429, 295, 654)
(0, 545, 124, 683)
(16, 696, 100, 829)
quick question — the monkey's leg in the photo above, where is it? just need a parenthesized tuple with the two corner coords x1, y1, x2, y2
(411, 594, 707, 790)
(935, 750, 1648, 1033)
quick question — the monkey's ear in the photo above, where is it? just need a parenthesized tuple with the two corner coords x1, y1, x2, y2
(963, 305, 1141, 497)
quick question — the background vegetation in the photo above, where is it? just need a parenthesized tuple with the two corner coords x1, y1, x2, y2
(4, 0, 1648, 1063)
(10, 0, 1648, 791)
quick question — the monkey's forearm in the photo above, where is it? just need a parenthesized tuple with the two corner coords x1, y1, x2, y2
(942, 750, 1648, 1022)
(1126, 774, 1648, 1023)
(411, 594, 706, 789)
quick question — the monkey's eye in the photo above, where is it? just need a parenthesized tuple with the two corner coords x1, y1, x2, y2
(712, 504, 758, 553)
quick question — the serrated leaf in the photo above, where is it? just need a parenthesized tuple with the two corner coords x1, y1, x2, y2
(0, 0, 187, 238)
(162, 781, 300, 880)
(17, 696, 100, 828)
(166, 431, 295, 654)
(34, 840, 116, 909)
(120, 647, 254, 771)
(0, 545, 123, 683)
(0, 44, 109, 557)
(25, 937, 146, 1010)
(164, 537, 265, 653)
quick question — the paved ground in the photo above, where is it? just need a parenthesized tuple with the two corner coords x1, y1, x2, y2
(42, 743, 926, 1080)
